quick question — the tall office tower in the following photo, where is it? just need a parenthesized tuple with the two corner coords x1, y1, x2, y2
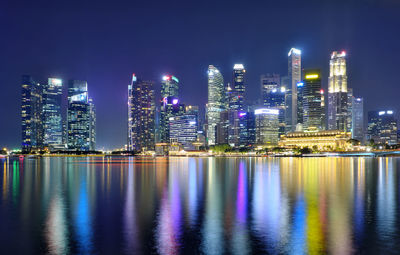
(264, 86, 286, 136)
(229, 64, 246, 110)
(281, 75, 291, 132)
(89, 98, 96, 150)
(254, 108, 280, 145)
(160, 96, 185, 143)
(43, 78, 63, 150)
(328, 51, 348, 131)
(206, 65, 225, 145)
(302, 70, 324, 131)
(261, 73, 280, 105)
(216, 110, 229, 145)
(161, 75, 179, 98)
(169, 114, 198, 150)
(127, 74, 155, 151)
(67, 80, 97, 151)
(347, 88, 353, 132)
(367, 110, 397, 145)
(351, 97, 364, 142)
(288, 48, 301, 131)
(296, 81, 304, 125)
(21, 75, 43, 152)
(321, 89, 326, 130)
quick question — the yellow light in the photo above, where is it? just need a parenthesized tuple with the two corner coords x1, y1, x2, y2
(305, 74, 319, 79)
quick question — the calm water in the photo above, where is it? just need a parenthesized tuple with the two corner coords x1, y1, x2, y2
(0, 156, 399, 254)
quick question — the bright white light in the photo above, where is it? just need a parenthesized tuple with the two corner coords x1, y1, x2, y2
(189, 121, 196, 125)
(280, 87, 286, 93)
(272, 89, 277, 93)
(379, 111, 385, 115)
(288, 48, 301, 56)
(254, 108, 279, 115)
(387, 110, 393, 114)
(233, 64, 244, 69)
(50, 78, 62, 86)
(162, 76, 169, 81)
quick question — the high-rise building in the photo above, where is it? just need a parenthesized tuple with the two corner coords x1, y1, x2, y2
(297, 81, 304, 125)
(127, 74, 155, 151)
(328, 51, 348, 131)
(261, 73, 280, 105)
(43, 78, 63, 150)
(367, 110, 397, 146)
(21, 75, 43, 152)
(303, 70, 324, 131)
(254, 108, 280, 145)
(263, 85, 286, 136)
(288, 48, 301, 131)
(160, 96, 185, 143)
(347, 88, 353, 132)
(169, 114, 198, 150)
(351, 97, 364, 142)
(206, 65, 225, 145)
(216, 110, 229, 145)
(161, 75, 179, 98)
(321, 89, 326, 130)
(229, 64, 246, 111)
(67, 80, 96, 151)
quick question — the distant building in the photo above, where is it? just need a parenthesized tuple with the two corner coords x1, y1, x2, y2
(206, 65, 225, 145)
(297, 81, 304, 125)
(43, 78, 64, 150)
(127, 74, 155, 151)
(21, 75, 43, 152)
(229, 64, 246, 111)
(216, 110, 229, 145)
(288, 48, 301, 131)
(261, 73, 280, 105)
(263, 86, 286, 136)
(279, 130, 352, 150)
(328, 51, 348, 131)
(351, 97, 364, 142)
(254, 108, 280, 145)
(160, 96, 185, 143)
(302, 70, 324, 131)
(169, 114, 198, 150)
(161, 75, 179, 98)
(367, 110, 397, 145)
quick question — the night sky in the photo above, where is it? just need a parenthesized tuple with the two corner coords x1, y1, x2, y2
(1, 0, 400, 150)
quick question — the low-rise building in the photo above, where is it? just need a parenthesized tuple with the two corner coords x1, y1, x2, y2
(279, 130, 352, 151)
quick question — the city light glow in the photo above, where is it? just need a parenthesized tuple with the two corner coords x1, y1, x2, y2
(254, 108, 279, 115)
(305, 74, 319, 79)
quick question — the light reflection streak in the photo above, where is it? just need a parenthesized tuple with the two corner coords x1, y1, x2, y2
(124, 158, 139, 253)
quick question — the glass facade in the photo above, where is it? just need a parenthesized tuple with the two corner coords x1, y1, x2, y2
(128, 74, 155, 151)
(254, 108, 280, 145)
(303, 70, 324, 131)
(367, 110, 397, 145)
(229, 64, 245, 111)
(206, 65, 225, 145)
(43, 78, 63, 149)
(169, 114, 198, 150)
(351, 97, 364, 142)
(288, 48, 301, 132)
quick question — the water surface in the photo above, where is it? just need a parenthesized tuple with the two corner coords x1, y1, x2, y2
(0, 156, 399, 254)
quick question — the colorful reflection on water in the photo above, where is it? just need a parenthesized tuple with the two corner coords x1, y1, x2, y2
(0, 156, 400, 254)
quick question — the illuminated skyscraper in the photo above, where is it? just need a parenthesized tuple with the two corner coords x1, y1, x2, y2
(328, 51, 348, 131)
(351, 97, 363, 142)
(67, 80, 96, 151)
(229, 64, 246, 110)
(254, 108, 280, 145)
(303, 70, 324, 131)
(169, 114, 198, 150)
(261, 73, 280, 105)
(160, 96, 185, 143)
(287, 48, 301, 131)
(43, 78, 63, 150)
(21, 75, 43, 152)
(161, 75, 179, 98)
(367, 110, 397, 145)
(206, 65, 225, 145)
(128, 74, 155, 151)
(297, 81, 304, 125)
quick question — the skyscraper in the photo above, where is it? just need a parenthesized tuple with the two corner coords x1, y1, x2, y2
(169, 114, 198, 150)
(206, 65, 225, 145)
(21, 75, 43, 152)
(261, 73, 280, 105)
(367, 110, 397, 145)
(67, 80, 96, 151)
(296, 81, 304, 126)
(160, 96, 185, 143)
(352, 97, 364, 142)
(302, 69, 324, 131)
(229, 64, 246, 111)
(43, 78, 63, 150)
(254, 108, 280, 145)
(287, 48, 301, 131)
(128, 74, 155, 151)
(161, 75, 179, 98)
(328, 51, 348, 131)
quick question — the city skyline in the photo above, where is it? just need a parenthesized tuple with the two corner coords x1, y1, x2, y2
(2, 0, 400, 149)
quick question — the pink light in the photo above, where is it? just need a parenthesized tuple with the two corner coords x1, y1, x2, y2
(172, 99, 179, 105)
